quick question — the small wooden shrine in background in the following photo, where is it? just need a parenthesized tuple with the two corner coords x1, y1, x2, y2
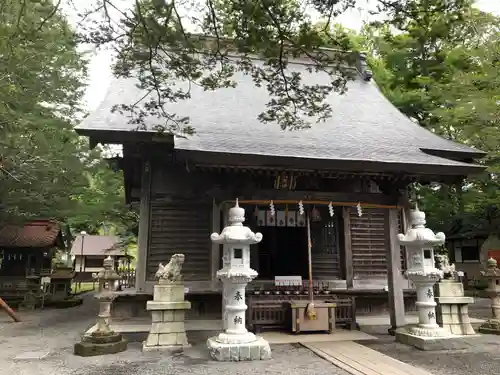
(49, 267, 75, 299)
(0, 220, 65, 304)
(71, 234, 134, 283)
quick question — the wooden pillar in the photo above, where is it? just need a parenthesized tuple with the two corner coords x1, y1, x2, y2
(135, 160, 152, 293)
(386, 207, 406, 335)
(402, 207, 410, 278)
(211, 199, 221, 281)
(342, 207, 353, 289)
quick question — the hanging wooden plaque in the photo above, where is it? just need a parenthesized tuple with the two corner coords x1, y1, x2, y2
(287, 210, 297, 227)
(297, 213, 306, 227)
(266, 210, 276, 226)
(257, 209, 266, 227)
(277, 210, 286, 227)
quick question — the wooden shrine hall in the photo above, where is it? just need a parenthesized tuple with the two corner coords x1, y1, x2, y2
(76, 49, 485, 332)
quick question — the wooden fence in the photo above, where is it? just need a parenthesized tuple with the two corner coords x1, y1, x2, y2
(117, 270, 136, 289)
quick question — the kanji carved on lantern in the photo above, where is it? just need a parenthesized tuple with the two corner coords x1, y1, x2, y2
(206, 199, 271, 362)
(395, 208, 450, 346)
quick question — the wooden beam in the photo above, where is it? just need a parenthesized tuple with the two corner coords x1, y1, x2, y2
(210, 199, 221, 281)
(386, 207, 406, 335)
(135, 159, 152, 292)
(342, 207, 353, 289)
(213, 189, 399, 206)
(176, 149, 483, 177)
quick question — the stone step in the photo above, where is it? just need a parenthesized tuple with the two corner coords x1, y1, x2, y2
(303, 341, 434, 375)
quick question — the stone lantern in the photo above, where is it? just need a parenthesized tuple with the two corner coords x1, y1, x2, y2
(395, 208, 449, 346)
(207, 200, 271, 361)
(74, 256, 127, 356)
(478, 258, 500, 334)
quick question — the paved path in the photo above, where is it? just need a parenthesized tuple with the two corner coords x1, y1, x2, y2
(303, 341, 434, 375)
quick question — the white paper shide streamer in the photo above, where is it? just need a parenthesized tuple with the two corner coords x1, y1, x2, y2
(356, 202, 363, 217)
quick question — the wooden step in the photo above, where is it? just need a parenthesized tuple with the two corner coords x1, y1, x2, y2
(302, 341, 434, 375)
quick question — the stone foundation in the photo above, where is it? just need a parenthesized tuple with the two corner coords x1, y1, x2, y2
(142, 283, 191, 352)
(74, 332, 127, 357)
(110, 290, 416, 320)
(395, 327, 473, 351)
(207, 336, 271, 361)
(479, 319, 500, 335)
(111, 291, 221, 320)
(434, 280, 475, 335)
(436, 300, 475, 335)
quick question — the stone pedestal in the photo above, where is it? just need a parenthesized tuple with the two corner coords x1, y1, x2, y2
(143, 281, 191, 352)
(394, 208, 454, 350)
(207, 336, 271, 361)
(74, 256, 127, 356)
(401, 274, 449, 338)
(478, 258, 500, 335)
(435, 280, 475, 335)
(207, 200, 271, 361)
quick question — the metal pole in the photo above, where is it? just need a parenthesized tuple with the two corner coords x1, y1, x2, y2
(79, 231, 87, 290)
(79, 232, 86, 274)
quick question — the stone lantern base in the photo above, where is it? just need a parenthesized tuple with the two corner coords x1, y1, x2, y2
(207, 336, 271, 361)
(395, 327, 476, 351)
(74, 331, 127, 357)
(479, 319, 500, 335)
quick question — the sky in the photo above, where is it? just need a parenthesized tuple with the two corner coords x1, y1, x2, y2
(62, 0, 500, 112)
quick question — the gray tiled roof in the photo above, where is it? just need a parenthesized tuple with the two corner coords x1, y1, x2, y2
(70, 235, 130, 257)
(77, 61, 483, 169)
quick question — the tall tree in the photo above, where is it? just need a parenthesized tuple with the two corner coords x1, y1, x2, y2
(349, 1, 500, 233)
(68, 0, 393, 132)
(0, 0, 87, 223)
(0, 0, 137, 241)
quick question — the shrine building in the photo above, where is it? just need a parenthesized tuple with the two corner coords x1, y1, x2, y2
(76, 49, 485, 328)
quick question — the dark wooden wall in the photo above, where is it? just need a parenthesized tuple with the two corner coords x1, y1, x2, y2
(147, 199, 212, 281)
(144, 157, 406, 283)
(146, 162, 213, 281)
(348, 207, 404, 280)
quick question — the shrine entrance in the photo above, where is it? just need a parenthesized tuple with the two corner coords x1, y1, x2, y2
(256, 226, 309, 279)
(243, 204, 340, 281)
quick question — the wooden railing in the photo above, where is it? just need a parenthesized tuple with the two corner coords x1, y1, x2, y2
(25, 268, 52, 277)
(118, 270, 136, 289)
(246, 292, 357, 333)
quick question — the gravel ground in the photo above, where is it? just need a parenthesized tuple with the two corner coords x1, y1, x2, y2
(359, 298, 500, 375)
(3, 294, 500, 375)
(362, 336, 500, 375)
(0, 294, 350, 375)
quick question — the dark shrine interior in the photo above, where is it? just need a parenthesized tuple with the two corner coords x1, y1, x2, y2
(240, 204, 310, 279)
(218, 203, 341, 280)
(256, 226, 309, 279)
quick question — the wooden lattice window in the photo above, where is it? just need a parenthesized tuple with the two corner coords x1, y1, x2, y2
(350, 208, 387, 278)
(310, 209, 341, 279)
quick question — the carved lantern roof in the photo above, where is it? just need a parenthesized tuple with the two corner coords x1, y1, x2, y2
(398, 208, 445, 247)
(211, 200, 263, 245)
(481, 258, 500, 278)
